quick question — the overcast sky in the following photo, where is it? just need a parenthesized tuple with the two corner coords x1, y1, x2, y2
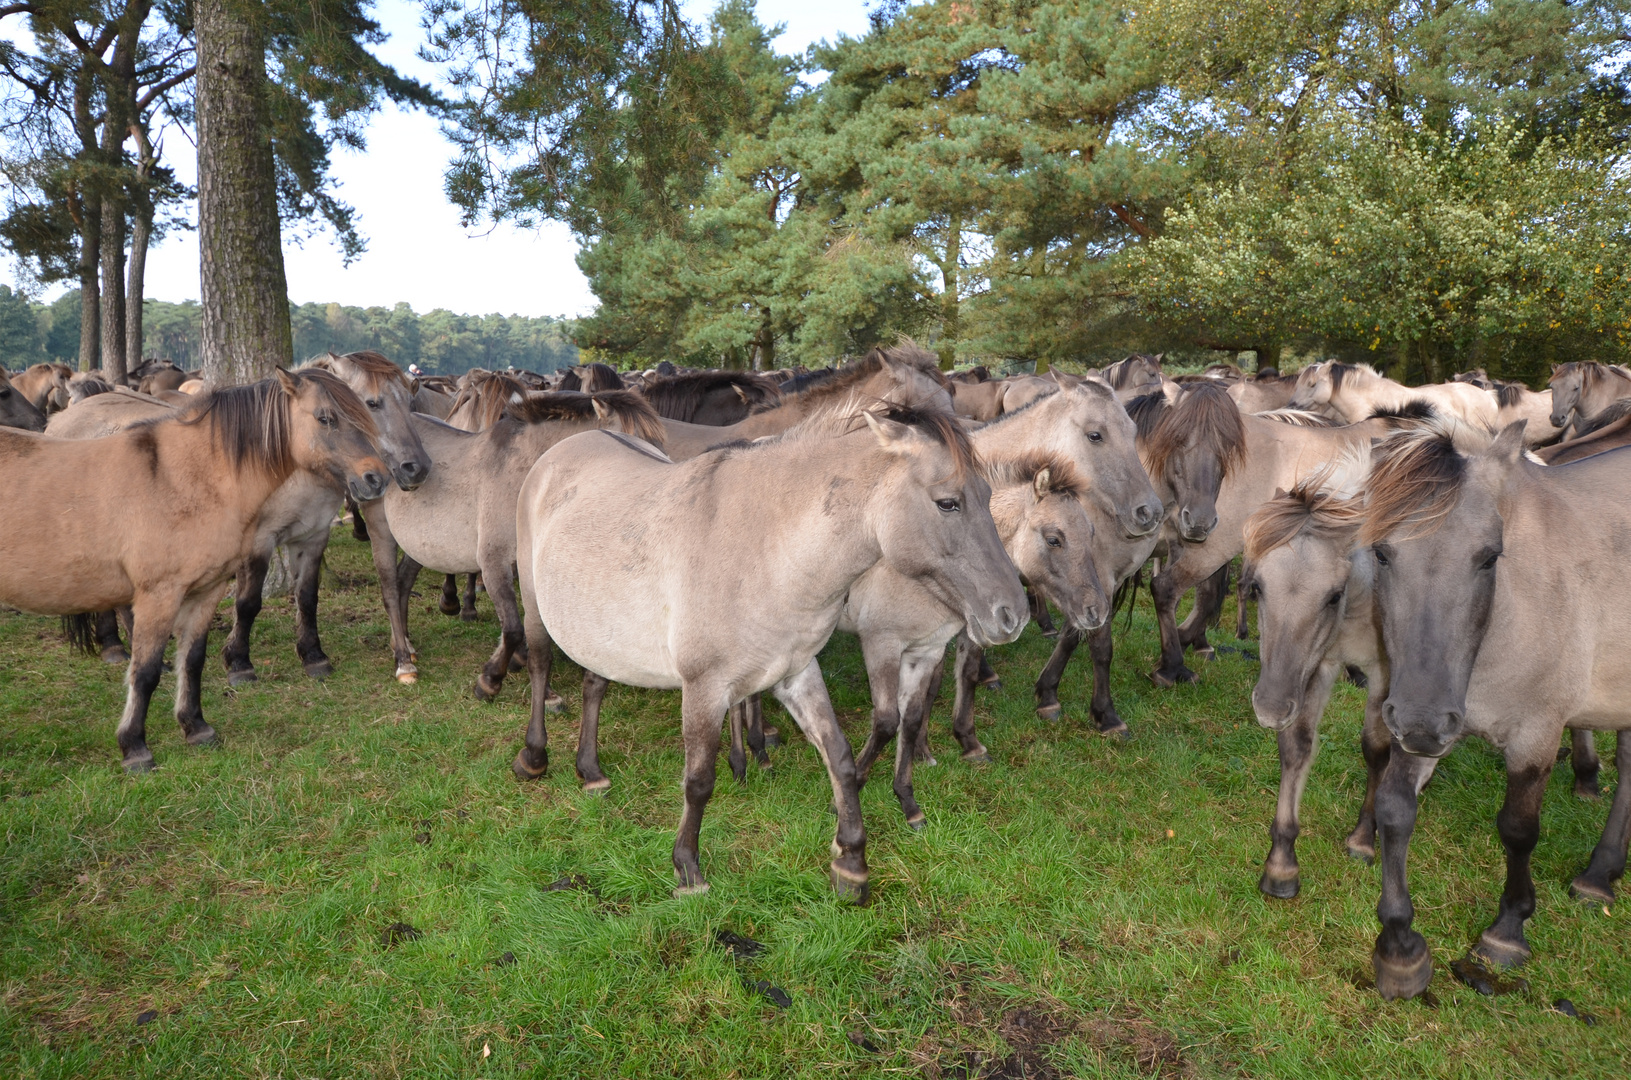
(1, 0, 873, 318)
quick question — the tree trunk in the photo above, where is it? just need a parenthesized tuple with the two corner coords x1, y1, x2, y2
(196, 0, 292, 383)
(74, 191, 101, 373)
(751, 308, 774, 371)
(936, 209, 962, 370)
(100, 196, 128, 383)
(127, 199, 150, 368)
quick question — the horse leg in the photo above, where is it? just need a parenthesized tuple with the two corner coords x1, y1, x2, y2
(289, 531, 333, 679)
(1372, 746, 1440, 998)
(221, 555, 267, 686)
(853, 644, 902, 788)
(949, 635, 991, 763)
(461, 572, 480, 621)
(511, 555, 555, 781)
(1571, 730, 1631, 903)
(474, 554, 523, 701)
(672, 688, 726, 896)
(911, 658, 946, 763)
(1346, 684, 1391, 863)
(173, 585, 230, 749)
(976, 651, 1001, 691)
(116, 592, 184, 772)
(1088, 622, 1126, 736)
(1571, 728, 1601, 800)
(891, 650, 940, 828)
(1260, 664, 1339, 899)
(1033, 625, 1082, 723)
(1150, 558, 1203, 686)
(574, 670, 612, 792)
(726, 700, 749, 784)
(1235, 567, 1252, 640)
(360, 500, 419, 684)
(771, 659, 868, 903)
(94, 609, 128, 664)
(1470, 752, 1554, 970)
(439, 573, 461, 617)
(346, 492, 369, 541)
(1029, 589, 1057, 638)
(1178, 562, 1229, 659)
(742, 694, 770, 769)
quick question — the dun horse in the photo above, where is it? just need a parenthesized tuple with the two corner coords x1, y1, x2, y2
(0, 368, 47, 430)
(513, 405, 1027, 900)
(0, 371, 386, 770)
(1548, 361, 1631, 438)
(1362, 422, 1631, 999)
(1291, 361, 1497, 429)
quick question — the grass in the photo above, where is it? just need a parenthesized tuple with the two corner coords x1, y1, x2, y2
(0, 526, 1625, 1078)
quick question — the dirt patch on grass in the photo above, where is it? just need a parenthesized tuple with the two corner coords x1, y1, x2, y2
(913, 967, 1198, 1079)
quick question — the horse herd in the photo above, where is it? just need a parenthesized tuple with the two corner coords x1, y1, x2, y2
(2, 347, 1630, 1003)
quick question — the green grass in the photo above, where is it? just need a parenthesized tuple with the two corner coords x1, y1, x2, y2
(1, 527, 1625, 1078)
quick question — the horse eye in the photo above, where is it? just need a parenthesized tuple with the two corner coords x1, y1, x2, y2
(1327, 589, 1345, 608)
(1087, 431, 1103, 443)
(318, 412, 336, 427)
(1045, 534, 1063, 548)
(1372, 547, 1389, 567)
(367, 399, 382, 410)
(936, 498, 961, 513)
(1480, 552, 1500, 571)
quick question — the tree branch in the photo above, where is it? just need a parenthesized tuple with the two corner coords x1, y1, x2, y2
(137, 64, 196, 108)
(1107, 203, 1151, 239)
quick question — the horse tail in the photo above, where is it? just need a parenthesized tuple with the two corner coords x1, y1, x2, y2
(62, 613, 97, 656)
(1113, 567, 1143, 635)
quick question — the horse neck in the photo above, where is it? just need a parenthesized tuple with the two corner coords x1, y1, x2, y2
(970, 395, 1068, 460)
(163, 414, 295, 509)
(1333, 370, 1405, 418)
(1585, 369, 1631, 414)
(730, 371, 900, 440)
(985, 483, 1032, 548)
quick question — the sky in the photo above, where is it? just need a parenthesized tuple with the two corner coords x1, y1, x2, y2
(1, 0, 874, 318)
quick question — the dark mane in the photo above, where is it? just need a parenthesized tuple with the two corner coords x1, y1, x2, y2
(1360, 426, 1466, 544)
(168, 369, 375, 474)
(504, 389, 666, 447)
(1140, 383, 1247, 481)
(862, 401, 979, 485)
(640, 369, 780, 421)
(1124, 390, 1168, 441)
(573, 363, 625, 392)
(985, 452, 1085, 499)
(1368, 400, 1439, 423)
(750, 344, 944, 416)
(1328, 362, 1360, 393)
(1494, 381, 1527, 408)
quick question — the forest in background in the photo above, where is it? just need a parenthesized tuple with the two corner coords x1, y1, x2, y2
(0, 285, 578, 375)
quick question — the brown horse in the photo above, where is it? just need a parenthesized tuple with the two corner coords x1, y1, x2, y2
(639, 369, 780, 425)
(0, 371, 386, 770)
(8, 362, 72, 414)
(1362, 421, 1631, 999)
(0, 367, 47, 430)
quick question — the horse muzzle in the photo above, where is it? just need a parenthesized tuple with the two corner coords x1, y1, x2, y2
(392, 458, 430, 491)
(348, 468, 389, 502)
(968, 603, 1025, 648)
(1250, 688, 1300, 730)
(1382, 701, 1462, 758)
(1124, 499, 1163, 539)
(1178, 509, 1217, 543)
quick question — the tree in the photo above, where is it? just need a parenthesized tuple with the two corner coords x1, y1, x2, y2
(0, 282, 44, 366)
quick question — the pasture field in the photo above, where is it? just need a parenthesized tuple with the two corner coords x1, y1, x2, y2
(1, 527, 1625, 1079)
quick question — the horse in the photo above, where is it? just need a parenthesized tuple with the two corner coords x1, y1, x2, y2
(1100, 353, 1164, 402)
(1487, 381, 1565, 446)
(0, 367, 47, 430)
(1361, 421, 1631, 1000)
(639, 369, 781, 425)
(357, 390, 666, 694)
(1290, 361, 1497, 428)
(436, 370, 534, 618)
(67, 371, 115, 403)
(8, 362, 72, 414)
(1536, 398, 1631, 464)
(512, 404, 1027, 901)
(950, 378, 1007, 421)
(46, 352, 430, 680)
(1548, 361, 1631, 438)
(1228, 369, 1299, 414)
(558, 363, 625, 392)
(0, 370, 387, 770)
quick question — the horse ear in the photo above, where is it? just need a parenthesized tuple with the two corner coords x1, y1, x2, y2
(1152, 353, 1165, 366)
(1487, 420, 1527, 466)
(734, 384, 751, 404)
(862, 409, 912, 447)
(1273, 486, 1290, 500)
(409, 377, 421, 395)
(591, 396, 610, 421)
(274, 368, 299, 396)
(1033, 466, 1053, 499)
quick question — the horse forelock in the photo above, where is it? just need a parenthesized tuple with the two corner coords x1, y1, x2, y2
(307, 350, 412, 395)
(1142, 383, 1247, 480)
(1244, 460, 1369, 565)
(1359, 422, 1472, 544)
(874, 402, 980, 486)
(984, 451, 1084, 500)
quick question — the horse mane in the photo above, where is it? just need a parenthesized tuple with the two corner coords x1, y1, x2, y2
(1202, 362, 1244, 381)
(1368, 400, 1439, 423)
(1328, 362, 1381, 394)
(1576, 396, 1631, 436)
(852, 401, 979, 486)
(168, 369, 375, 475)
(640, 369, 780, 421)
(1141, 383, 1248, 481)
(565, 363, 624, 392)
(67, 374, 114, 403)
(448, 370, 529, 430)
(304, 349, 412, 391)
(749, 343, 944, 416)
(1359, 421, 1475, 544)
(984, 451, 1085, 499)
(1244, 467, 1369, 566)
(1254, 407, 1342, 428)
(504, 389, 666, 448)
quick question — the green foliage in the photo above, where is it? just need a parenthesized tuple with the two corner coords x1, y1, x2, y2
(2, 531, 1628, 1076)
(0, 284, 45, 368)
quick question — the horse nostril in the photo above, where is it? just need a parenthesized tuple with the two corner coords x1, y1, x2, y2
(997, 606, 1019, 634)
(1133, 502, 1156, 526)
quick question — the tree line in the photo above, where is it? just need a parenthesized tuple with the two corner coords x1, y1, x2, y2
(0, 285, 578, 374)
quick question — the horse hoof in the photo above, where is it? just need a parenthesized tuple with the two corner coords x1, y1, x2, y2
(763, 727, 781, 748)
(1035, 703, 1062, 722)
(303, 659, 333, 680)
(395, 668, 418, 685)
(460, 610, 479, 623)
(672, 881, 711, 898)
(961, 746, 992, 765)
(829, 864, 870, 905)
(1149, 666, 1197, 688)
(543, 692, 565, 715)
(1574, 781, 1601, 801)
(1346, 841, 1377, 866)
(473, 676, 501, 702)
(512, 751, 547, 781)
(1192, 646, 1216, 662)
(122, 752, 156, 774)
(582, 778, 611, 795)
(1373, 947, 1433, 1000)
(979, 677, 1003, 692)
(1258, 871, 1300, 900)
(227, 668, 258, 687)
(1472, 930, 1531, 970)
(438, 601, 461, 618)
(185, 725, 219, 748)
(1098, 722, 1132, 740)
(1569, 875, 1615, 905)
(905, 813, 927, 832)
(100, 648, 129, 666)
